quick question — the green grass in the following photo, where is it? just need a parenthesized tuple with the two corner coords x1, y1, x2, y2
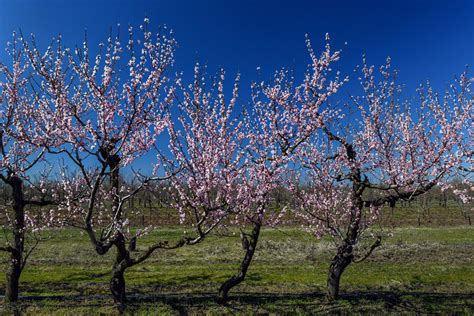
(0, 225, 473, 314)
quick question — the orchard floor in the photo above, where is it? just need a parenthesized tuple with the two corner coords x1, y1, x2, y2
(0, 226, 473, 315)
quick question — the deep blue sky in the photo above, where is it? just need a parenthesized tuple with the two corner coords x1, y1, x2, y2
(1, 0, 473, 175)
(1, 0, 473, 93)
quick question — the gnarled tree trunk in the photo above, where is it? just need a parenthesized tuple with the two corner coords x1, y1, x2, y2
(326, 242, 353, 301)
(110, 232, 130, 305)
(107, 152, 131, 306)
(6, 249, 22, 302)
(218, 219, 261, 303)
(326, 154, 362, 302)
(110, 266, 126, 304)
(5, 175, 25, 302)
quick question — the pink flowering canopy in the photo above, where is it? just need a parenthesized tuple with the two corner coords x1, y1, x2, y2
(166, 65, 246, 236)
(233, 34, 348, 225)
(0, 33, 65, 230)
(17, 18, 177, 241)
(25, 18, 175, 167)
(291, 57, 473, 240)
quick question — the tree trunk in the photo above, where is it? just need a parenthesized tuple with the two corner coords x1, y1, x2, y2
(128, 237, 137, 252)
(110, 233, 129, 305)
(110, 264, 126, 304)
(218, 220, 261, 303)
(323, 138, 362, 302)
(105, 151, 130, 305)
(326, 242, 353, 301)
(5, 250, 21, 302)
(326, 175, 361, 302)
(5, 176, 25, 302)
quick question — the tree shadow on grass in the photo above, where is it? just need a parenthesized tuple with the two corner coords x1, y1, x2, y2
(62, 271, 109, 282)
(335, 291, 470, 314)
(2, 290, 473, 314)
(130, 291, 474, 314)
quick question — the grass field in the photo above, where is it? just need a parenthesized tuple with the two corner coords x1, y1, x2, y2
(1, 220, 473, 314)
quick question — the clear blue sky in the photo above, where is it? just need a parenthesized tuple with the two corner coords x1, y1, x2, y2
(1, 0, 472, 175)
(1, 0, 472, 93)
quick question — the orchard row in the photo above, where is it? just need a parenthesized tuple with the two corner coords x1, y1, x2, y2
(0, 18, 471, 306)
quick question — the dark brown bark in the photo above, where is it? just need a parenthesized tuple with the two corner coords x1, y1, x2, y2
(6, 249, 22, 302)
(218, 220, 261, 303)
(325, 183, 363, 301)
(110, 267, 126, 304)
(325, 137, 363, 302)
(326, 242, 353, 301)
(106, 152, 131, 306)
(5, 176, 25, 302)
(128, 237, 137, 252)
(110, 234, 129, 304)
(108, 153, 121, 216)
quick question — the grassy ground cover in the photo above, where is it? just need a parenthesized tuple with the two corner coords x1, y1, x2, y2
(0, 223, 473, 314)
